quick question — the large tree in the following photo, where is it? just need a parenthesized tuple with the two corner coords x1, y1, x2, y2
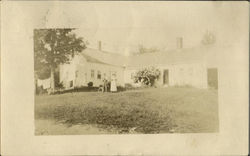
(34, 29, 87, 92)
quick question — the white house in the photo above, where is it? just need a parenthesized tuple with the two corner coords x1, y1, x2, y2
(41, 40, 220, 90)
(124, 45, 220, 89)
(59, 47, 126, 89)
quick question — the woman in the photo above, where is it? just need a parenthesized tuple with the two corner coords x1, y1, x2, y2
(110, 73, 117, 93)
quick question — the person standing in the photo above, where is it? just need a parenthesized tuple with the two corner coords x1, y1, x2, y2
(110, 73, 117, 93)
(103, 78, 108, 92)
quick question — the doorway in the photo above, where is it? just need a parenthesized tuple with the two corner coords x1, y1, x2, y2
(163, 69, 169, 85)
(207, 68, 218, 89)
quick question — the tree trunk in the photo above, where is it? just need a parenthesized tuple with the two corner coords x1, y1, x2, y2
(50, 68, 55, 94)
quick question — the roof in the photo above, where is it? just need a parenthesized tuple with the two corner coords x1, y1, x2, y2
(126, 45, 221, 68)
(80, 48, 128, 67)
(79, 45, 224, 68)
(81, 53, 110, 65)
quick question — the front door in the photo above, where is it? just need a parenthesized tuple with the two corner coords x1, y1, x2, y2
(163, 69, 169, 85)
(207, 68, 218, 89)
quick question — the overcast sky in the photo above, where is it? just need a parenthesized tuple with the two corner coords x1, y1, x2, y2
(40, 1, 248, 55)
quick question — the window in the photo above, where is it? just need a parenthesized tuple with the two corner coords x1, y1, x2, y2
(91, 70, 95, 78)
(97, 71, 101, 79)
(207, 68, 218, 89)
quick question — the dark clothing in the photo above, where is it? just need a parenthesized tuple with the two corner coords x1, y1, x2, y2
(103, 79, 108, 92)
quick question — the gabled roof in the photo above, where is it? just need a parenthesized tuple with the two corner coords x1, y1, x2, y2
(81, 53, 110, 65)
(80, 48, 128, 67)
(126, 47, 202, 67)
(126, 45, 221, 68)
(79, 45, 223, 68)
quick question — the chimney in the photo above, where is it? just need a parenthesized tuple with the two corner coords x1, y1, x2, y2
(177, 37, 183, 49)
(98, 41, 102, 51)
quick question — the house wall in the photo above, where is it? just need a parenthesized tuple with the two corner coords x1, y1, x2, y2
(37, 78, 51, 89)
(74, 61, 88, 87)
(158, 63, 208, 88)
(59, 61, 76, 89)
(60, 55, 86, 89)
(84, 63, 125, 87)
(124, 62, 208, 89)
(124, 69, 137, 84)
(60, 55, 125, 89)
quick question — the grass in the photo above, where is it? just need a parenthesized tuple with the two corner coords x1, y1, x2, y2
(35, 87, 219, 134)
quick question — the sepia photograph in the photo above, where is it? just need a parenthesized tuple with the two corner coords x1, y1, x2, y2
(34, 3, 222, 135)
(1, 1, 248, 155)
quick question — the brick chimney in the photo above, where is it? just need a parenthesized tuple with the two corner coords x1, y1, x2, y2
(177, 37, 183, 49)
(98, 41, 102, 51)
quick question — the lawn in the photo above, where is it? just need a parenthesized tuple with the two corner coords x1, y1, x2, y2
(35, 87, 219, 135)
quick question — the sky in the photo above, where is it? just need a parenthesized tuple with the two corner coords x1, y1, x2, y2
(40, 1, 248, 55)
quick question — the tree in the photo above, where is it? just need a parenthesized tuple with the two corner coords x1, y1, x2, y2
(132, 44, 159, 55)
(34, 29, 87, 93)
(133, 66, 161, 86)
(201, 30, 216, 45)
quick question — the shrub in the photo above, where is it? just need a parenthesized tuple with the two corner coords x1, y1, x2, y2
(117, 86, 126, 92)
(125, 83, 134, 90)
(54, 82, 65, 93)
(75, 86, 98, 92)
(133, 66, 161, 86)
(36, 86, 47, 95)
(87, 82, 93, 87)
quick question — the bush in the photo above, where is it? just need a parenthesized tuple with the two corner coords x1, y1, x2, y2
(125, 83, 134, 90)
(53, 86, 98, 94)
(87, 82, 93, 87)
(56, 82, 64, 90)
(117, 86, 126, 92)
(36, 86, 47, 95)
(133, 66, 161, 86)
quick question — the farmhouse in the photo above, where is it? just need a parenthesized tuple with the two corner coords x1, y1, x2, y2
(125, 45, 219, 89)
(59, 47, 126, 89)
(38, 40, 219, 90)
(59, 44, 219, 90)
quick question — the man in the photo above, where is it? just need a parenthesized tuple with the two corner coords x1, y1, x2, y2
(103, 78, 108, 92)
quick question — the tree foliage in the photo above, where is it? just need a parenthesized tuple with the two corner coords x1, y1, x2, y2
(34, 28, 87, 80)
(132, 44, 159, 55)
(201, 31, 216, 45)
(133, 67, 161, 86)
